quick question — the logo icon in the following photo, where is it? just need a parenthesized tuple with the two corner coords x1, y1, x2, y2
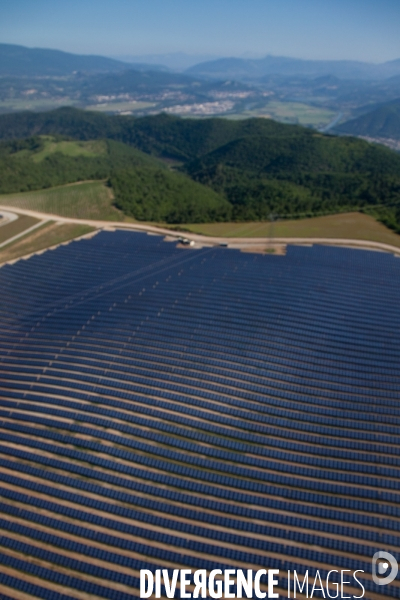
(372, 551, 398, 586)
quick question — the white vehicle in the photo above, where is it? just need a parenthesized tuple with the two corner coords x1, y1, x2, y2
(180, 237, 195, 246)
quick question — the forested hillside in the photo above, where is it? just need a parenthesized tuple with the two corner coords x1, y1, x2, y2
(184, 133, 400, 224)
(0, 130, 229, 223)
(110, 168, 231, 223)
(336, 99, 400, 141)
(0, 107, 306, 158)
(0, 107, 400, 230)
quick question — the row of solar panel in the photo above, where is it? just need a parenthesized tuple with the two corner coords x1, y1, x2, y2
(0, 451, 395, 556)
(0, 551, 141, 600)
(95, 314, 400, 361)
(3, 373, 398, 448)
(3, 270, 398, 350)
(6, 512, 349, 595)
(0, 243, 208, 319)
(3, 248, 399, 333)
(0, 576, 78, 600)
(1, 435, 397, 535)
(5, 306, 399, 366)
(1, 264, 396, 321)
(0, 493, 397, 599)
(3, 473, 397, 580)
(3, 419, 399, 504)
(1, 396, 398, 476)
(3, 254, 395, 317)
(2, 290, 396, 364)
(3, 371, 396, 458)
(14, 252, 400, 322)
(1, 429, 398, 524)
(0, 482, 381, 584)
(6, 286, 399, 346)
(3, 408, 399, 491)
(42, 362, 400, 419)
(2, 478, 394, 596)
(1, 383, 397, 463)
(3, 387, 393, 467)
(0, 540, 390, 600)
(2, 343, 398, 416)
(3, 243, 396, 330)
(1, 331, 398, 410)
(7, 341, 397, 391)
(3, 325, 398, 379)
(4, 320, 398, 384)
(3, 350, 398, 414)
(59, 350, 400, 396)
(4, 355, 397, 409)
(1, 236, 399, 600)
(4, 353, 398, 409)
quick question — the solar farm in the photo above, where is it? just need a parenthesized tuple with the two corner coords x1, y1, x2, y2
(0, 230, 399, 599)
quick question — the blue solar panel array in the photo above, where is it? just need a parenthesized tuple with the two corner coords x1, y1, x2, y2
(0, 230, 399, 600)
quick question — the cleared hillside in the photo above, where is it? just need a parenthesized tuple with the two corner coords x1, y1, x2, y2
(0, 135, 164, 193)
(0, 181, 120, 220)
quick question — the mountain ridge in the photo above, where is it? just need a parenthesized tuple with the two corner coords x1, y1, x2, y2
(186, 55, 400, 81)
(0, 43, 163, 77)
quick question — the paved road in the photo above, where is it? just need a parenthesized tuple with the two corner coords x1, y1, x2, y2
(1, 205, 399, 257)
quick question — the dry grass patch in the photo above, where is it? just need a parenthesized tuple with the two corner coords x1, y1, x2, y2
(0, 222, 95, 264)
(0, 214, 40, 244)
(182, 212, 400, 248)
(0, 181, 121, 221)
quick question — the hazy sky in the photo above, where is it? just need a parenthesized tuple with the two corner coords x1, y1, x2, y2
(1, 0, 399, 63)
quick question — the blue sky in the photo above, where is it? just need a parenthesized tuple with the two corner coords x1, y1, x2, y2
(1, 0, 399, 63)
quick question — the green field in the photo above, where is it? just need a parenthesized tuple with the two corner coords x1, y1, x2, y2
(86, 101, 156, 114)
(0, 99, 76, 114)
(13, 136, 107, 163)
(229, 101, 336, 127)
(0, 222, 95, 263)
(182, 212, 400, 248)
(0, 181, 122, 221)
(33, 138, 106, 162)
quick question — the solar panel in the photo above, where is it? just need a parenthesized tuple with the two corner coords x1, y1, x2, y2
(0, 231, 399, 599)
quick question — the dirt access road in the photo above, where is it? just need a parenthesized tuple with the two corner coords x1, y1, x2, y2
(1, 205, 400, 257)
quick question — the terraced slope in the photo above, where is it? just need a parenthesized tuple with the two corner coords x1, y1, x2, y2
(0, 232, 399, 599)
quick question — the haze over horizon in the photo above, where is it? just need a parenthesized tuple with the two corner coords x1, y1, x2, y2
(1, 0, 400, 65)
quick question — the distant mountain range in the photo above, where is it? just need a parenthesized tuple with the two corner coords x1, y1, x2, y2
(2, 43, 400, 144)
(3, 43, 400, 82)
(113, 52, 222, 71)
(0, 43, 164, 77)
(186, 55, 400, 82)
